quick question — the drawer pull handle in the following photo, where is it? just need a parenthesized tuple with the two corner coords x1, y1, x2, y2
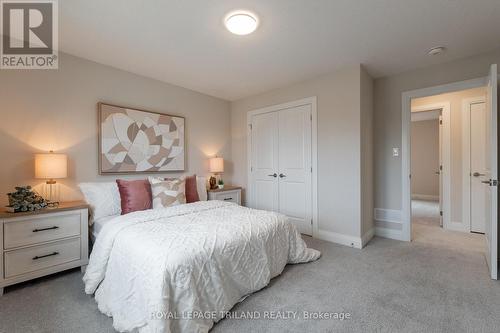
(33, 226, 59, 232)
(223, 198, 233, 201)
(33, 252, 59, 260)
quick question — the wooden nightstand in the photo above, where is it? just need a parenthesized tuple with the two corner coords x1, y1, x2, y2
(0, 201, 89, 296)
(207, 186, 242, 205)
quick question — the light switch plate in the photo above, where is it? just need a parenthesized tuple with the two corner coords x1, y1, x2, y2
(392, 147, 400, 157)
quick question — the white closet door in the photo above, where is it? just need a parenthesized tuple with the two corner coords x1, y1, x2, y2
(278, 105, 312, 235)
(250, 112, 279, 212)
(470, 101, 487, 233)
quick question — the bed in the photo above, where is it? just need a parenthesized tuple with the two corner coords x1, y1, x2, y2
(83, 200, 320, 333)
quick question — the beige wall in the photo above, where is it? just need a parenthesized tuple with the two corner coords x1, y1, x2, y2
(411, 119, 439, 198)
(374, 48, 500, 224)
(360, 68, 374, 236)
(411, 87, 486, 223)
(230, 65, 373, 241)
(0, 53, 231, 206)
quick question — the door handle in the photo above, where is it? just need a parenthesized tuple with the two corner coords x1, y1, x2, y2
(268, 173, 277, 178)
(481, 180, 491, 185)
(279, 173, 286, 178)
(473, 172, 486, 177)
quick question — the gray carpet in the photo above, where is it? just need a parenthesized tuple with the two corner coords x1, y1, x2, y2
(411, 199, 440, 227)
(1, 235, 499, 333)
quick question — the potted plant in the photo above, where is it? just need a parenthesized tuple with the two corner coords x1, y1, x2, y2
(218, 179, 224, 189)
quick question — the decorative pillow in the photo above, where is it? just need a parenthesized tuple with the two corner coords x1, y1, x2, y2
(116, 179, 152, 215)
(196, 176, 208, 201)
(149, 177, 186, 208)
(184, 174, 200, 203)
(78, 182, 122, 222)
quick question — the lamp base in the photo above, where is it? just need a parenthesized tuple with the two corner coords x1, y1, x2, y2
(209, 176, 218, 190)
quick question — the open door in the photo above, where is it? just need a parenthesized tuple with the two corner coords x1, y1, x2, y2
(484, 64, 498, 280)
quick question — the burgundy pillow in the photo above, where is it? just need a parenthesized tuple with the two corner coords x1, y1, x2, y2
(185, 175, 200, 203)
(116, 179, 152, 215)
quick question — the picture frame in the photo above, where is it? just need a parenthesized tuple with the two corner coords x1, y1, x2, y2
(98, 102, 185, 174)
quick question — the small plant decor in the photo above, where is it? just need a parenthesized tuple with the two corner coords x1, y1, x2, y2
(218, 179, 224, 189)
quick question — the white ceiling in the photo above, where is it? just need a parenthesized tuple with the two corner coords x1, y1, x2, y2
(60, 0, 500, 101)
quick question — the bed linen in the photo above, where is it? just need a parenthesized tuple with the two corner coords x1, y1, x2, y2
(83, 200, 320, 333)
(91, 215, 119, 241)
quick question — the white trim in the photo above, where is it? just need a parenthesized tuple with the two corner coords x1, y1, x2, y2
(401, 77, 488, 242)
(447, 221, 470, 233)
(462, 96, 487, 233)
(246, 97, 318, 237)
(315, 229, 363, 249)
(411, 194, 439, 201)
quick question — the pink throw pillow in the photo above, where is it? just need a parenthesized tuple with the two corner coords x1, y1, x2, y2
(116, 179, 152, 215)
(185, 174, 200, 203)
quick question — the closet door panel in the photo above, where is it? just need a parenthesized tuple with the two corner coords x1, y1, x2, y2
(250, 112, 279, 211)
(278, 105, 312, 235)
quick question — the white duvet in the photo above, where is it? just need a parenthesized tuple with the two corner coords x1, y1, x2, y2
(83, 201, 320, 333)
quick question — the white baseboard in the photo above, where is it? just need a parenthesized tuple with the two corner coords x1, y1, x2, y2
(375, 227, 405, 241)
(315, 229, 363, 249)
(445, 221, 469, 233)
(361, 228, 375, 247)
(411, 194, 439, 201)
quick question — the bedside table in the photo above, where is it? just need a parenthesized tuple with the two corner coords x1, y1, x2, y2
(0, 201, 89, 296)
(208, 186, 242, 205)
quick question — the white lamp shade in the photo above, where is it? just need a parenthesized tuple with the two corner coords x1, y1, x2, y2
(209, 157, 224, 173)
(35, 153, 67, 179)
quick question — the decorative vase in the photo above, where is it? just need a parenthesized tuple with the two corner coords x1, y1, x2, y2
(218, 184, 224, 189)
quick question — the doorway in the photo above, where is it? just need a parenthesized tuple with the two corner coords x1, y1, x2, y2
(410, 107, 443, 234)
(402, 64, 498, 279)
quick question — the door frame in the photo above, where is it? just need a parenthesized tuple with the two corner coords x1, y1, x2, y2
(401, 77, 488, 241)
(247, 96, 318, 237)
(462, 96, 487, 233)
(410, 104, 450, 229)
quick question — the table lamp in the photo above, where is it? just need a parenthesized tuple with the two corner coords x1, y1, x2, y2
(35, 151, 67, 203)
(209, 157, 224, 189)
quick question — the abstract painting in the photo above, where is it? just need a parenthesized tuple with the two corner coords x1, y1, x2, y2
(98, 103, 185, 173)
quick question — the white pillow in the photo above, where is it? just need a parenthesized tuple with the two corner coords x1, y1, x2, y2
(196, 176, 208, 201)
(78, 182, 121, 222)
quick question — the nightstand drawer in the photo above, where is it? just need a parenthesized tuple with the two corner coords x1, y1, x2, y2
(4, 211, 81, 250)
(210, 190, 241, 204)
(4, 238, 81, 278)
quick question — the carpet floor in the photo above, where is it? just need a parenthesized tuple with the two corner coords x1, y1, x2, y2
(1, 233, 499, 332)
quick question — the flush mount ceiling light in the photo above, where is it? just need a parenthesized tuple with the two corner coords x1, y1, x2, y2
(428, 46, 446, 56)
(224, 10, 259, 35)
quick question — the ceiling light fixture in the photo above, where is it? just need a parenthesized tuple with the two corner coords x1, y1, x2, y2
(428, 46, 446, 56)
(224, 10, 259, 35)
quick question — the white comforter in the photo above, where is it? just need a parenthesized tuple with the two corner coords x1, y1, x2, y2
(83, 201, 320, 333)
